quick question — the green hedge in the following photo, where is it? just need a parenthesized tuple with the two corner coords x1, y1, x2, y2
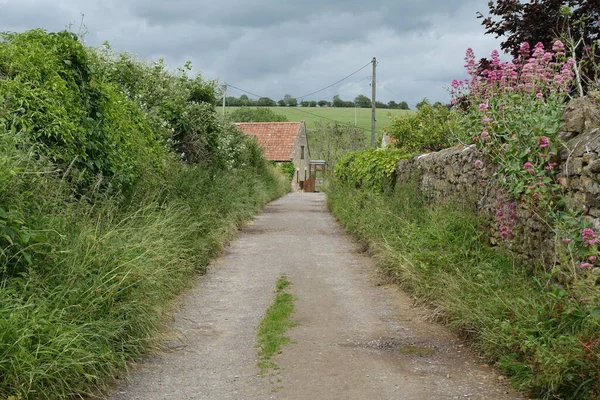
(0, 29, 289, 399)
(0, 30, 166, 188)
(334, 149, 410, 191)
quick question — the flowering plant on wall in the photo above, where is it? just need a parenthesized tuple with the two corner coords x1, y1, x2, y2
(451, 42, 600, 278)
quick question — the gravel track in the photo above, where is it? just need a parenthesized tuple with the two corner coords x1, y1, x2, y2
(110, 192, 523, 400)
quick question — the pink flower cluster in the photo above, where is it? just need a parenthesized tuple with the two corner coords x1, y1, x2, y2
(582, 228, 599, 246)
(450, 41, 575, 103)
(580, 254, 598, 269)
(496, 199, 517, 240)
(538, 136, 550, 149)
(523, 161, 535, 174)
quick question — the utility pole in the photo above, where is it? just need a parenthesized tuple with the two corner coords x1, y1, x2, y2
(371, 57, 377, 147)
(222, 83, 227, 116)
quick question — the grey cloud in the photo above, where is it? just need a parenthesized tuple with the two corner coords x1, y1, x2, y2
(0, 0, 501, 107)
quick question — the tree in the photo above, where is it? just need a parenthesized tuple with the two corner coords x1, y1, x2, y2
(416, 98, 430, 110)
(300, 100, 310, 107)
(228, 107, 289, 122)
(256, 97, 276, 106)
(239, 94, 253, 106)
(398, 101, 410, 110)
(478, 0, 600, 89)
(354, 94, 372, 108)
(227, 96, 242, 107)
(309, 101, 318, 107)
(332, 95, 344, 108)
(387, 102, 455, 153)
(278, 99, 286, 107)
(318, 100, 328, 107)
(375, 101, 388, 109)
(311, 122, 368, 168)
(283, 94, 298, 107)
(387, 100, 398, 109)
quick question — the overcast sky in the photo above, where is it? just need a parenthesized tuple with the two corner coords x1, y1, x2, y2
(1, 0, 503, 107)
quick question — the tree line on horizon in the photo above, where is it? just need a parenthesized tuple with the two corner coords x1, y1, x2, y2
(225, 93, 411, 109)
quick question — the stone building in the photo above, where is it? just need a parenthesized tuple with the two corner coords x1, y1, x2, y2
(234, 122, 310, 191)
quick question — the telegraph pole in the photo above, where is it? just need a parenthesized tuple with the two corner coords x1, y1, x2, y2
(371, 57, 377, 147)
(222, 83, 227, 116)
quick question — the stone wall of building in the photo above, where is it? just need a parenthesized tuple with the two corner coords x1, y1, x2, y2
(395, 95, 600, 263)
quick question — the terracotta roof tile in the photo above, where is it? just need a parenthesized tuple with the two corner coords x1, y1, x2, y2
(234, 122, 302, 161)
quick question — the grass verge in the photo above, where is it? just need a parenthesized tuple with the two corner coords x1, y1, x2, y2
(0, 148, 290, 399)
(257, 276, 296, 373)
(327, 181, 600, 400)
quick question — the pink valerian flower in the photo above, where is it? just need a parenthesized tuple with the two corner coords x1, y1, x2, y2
(562, 238, 573, 244)
(479, 102, 489, 111)
(532, 192, 540, 200)
(464, 48, 478, 77)
(474, 159, 484, 168)
(450, 42, 575, 104)
(538, 136, 550, 149)
(523, 162, 535, 173)
(580, 262, 593, 269)
(536, 92, 544, 99)
(549, 152, 556, 157)
(552, 40, 565, 54)
(482, 116, 494, 125)
(545, 162, 558, 170)
(481, 131, 490, 141)
(582, 228, 599, 246)
(497, 199, 517, 240)
(589, 256, 597, 263)
(519, 42, 531, 58)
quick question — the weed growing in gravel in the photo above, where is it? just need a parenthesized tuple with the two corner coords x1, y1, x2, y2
(257, 276, 297, 374)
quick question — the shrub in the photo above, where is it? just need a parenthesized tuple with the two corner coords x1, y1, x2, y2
(0, 30, 166, 188)
(387, 100, 456, 153)
(277, 161, 296, 180)
(310, 122, 368, 169)
(228, 106, 289, 123)
(334, 149, 410, 191)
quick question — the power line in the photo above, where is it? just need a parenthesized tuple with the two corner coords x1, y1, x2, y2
(305, 75, 372, 101)
(295, 60, 373, 100)
(226, 87, 246, 97)
(286, 106, 371, 134)
(380, 85, 410, 105)
(225, 82, 371, 133)
(227, 84, 264, 99)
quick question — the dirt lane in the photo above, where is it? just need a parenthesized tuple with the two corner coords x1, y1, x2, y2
(111, 192, 522, 400)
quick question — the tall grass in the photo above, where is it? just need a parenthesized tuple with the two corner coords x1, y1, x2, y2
(328, 181, 600, 400)
(0, 133, 289, 398)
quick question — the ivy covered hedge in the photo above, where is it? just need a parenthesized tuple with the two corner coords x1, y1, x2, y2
(0, 29, 289, 399)
(334, 149, 410, 191)
(0, 30, 166, 188)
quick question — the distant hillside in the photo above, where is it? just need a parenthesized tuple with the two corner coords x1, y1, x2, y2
(225, 106, 414, 134)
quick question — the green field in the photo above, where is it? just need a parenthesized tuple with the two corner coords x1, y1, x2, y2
(225, 106, 413, 134)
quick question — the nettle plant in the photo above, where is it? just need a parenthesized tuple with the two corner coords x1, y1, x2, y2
(452, 41, 600, 277)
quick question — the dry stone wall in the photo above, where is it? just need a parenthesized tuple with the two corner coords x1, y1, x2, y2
(396, 95, 600, 264)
